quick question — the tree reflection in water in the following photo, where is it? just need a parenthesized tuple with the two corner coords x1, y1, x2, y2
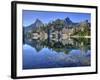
(23, 36, 91, 69)
(24, 36, 90, 54)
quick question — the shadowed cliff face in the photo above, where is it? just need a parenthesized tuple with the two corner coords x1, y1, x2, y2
(64, 17, 73, 25)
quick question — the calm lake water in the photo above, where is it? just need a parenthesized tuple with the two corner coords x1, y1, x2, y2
(23, 37, 91, 69)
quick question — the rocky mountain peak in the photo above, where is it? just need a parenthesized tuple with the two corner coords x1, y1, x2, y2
(64, 17, 73, 25)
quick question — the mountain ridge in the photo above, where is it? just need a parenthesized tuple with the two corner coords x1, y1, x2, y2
(24, 17, 90, 33)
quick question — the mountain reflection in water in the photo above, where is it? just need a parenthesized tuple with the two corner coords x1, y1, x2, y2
(23, 37, 91, 69)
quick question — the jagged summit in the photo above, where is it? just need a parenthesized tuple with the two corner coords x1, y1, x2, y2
(24, 19, 43, 33)
(35, 19, 42, 24)
(33, 19, 44, 28)
(64, 17, 73, 25)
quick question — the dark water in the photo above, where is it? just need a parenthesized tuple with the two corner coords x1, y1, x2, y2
(23, 37, 91, 69)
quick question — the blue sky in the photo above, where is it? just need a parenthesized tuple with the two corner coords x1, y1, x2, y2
(23, 10, 91, 27)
